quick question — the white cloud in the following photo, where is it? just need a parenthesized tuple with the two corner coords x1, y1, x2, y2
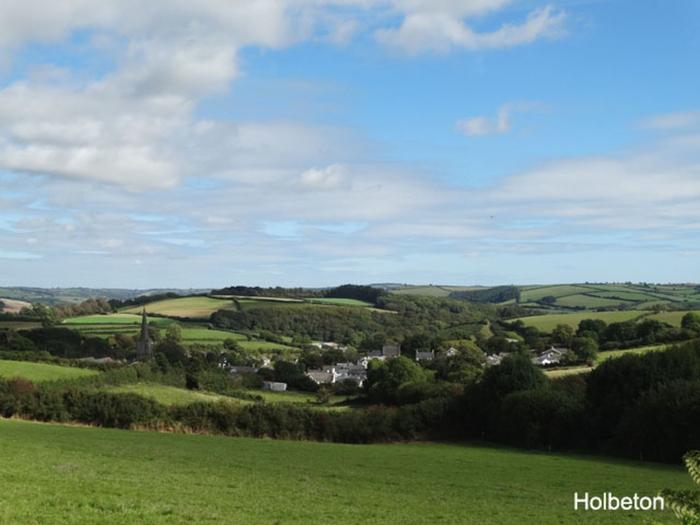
(457, 102, 541, 137)
(376, 4, 565, 53)
(457, 106, 511, 136)
(642, 110, 700, 131)
(298, 164, 348, 190)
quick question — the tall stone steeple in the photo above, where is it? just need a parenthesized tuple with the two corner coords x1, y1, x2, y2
(135, 307, 153, 360)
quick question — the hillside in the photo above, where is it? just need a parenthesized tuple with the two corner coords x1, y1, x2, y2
(0, 419, 691, 525)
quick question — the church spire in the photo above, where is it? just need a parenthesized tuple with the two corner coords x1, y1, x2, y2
(136, 307, 153, 360)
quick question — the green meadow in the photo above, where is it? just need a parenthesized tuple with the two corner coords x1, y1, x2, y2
(515, 310, 646, 332)
(106, 383, 235, 406)
(0, 360, 99, 382)
(0, 418, 691, 525)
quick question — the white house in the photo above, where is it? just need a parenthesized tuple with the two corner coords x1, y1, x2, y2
(415, 350, 435, 362)
(262, 381, 287, 392)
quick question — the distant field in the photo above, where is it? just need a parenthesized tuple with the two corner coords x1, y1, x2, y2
(122, 296, 235, 319)
(519, 285, 594, 302)
(106, 383, 234, 406)
(554, 294, 626, 309)
(648, 310, 700, 327)
(0, 360, 98, 382)
(306, 297, 374, 307)
(63, 313, 170, 326)
(546, 345, 666, 377)
(391, 285, 452, 297)
(0, 419, 690, 524)
(515, 310, 646, 332)
(0, 297, 31, 314)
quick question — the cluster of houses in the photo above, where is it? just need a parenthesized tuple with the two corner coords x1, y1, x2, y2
(305, 344, 402, 387)
(486, 346, 571, 367)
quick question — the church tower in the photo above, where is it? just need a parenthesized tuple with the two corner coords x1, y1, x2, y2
(135, 308, 153, 360)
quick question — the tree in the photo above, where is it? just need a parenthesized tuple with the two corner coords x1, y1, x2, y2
(479, 353, 548, 401)
(682, 313, 700, 333)
(366, 356, 433, 404)
(165, 323, 183, 342)
(315, 385, 332, 405)
(551, 324, 574, 346)
(661, 451, 700, 524)
(571, 337, 599, 363)
(155, 340, 188, 366)
(576, 319, 607, 340)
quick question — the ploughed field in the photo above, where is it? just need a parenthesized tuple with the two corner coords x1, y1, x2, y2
(0, 419, 691, 525)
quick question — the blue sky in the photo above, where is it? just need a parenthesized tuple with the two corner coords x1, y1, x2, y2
(0, 0, 699, 288)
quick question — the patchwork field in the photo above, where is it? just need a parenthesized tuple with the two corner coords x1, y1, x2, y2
(122, 296, 235, 318)
(0, 419, 691, 524)
(515, 310, 646, 332)
(0, 360, 98, 382)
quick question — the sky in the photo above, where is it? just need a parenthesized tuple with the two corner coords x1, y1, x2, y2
(0, 0, 699, 288)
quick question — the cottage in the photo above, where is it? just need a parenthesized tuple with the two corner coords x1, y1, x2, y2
(532, 346, 569, 366)
(415, 350, 435, 362)
(262, 381, 287, 392)
(382, 344, 401, 358)
(486, 352, 508, 366)
(444, 346, 459, 357)
(229, 365, 258, 375)
(306, 369, 338, 384)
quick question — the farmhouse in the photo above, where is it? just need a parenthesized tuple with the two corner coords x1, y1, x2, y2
(262, 381, 287, 392)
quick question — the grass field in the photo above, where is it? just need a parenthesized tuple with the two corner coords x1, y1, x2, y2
(106, 383, 235, 406)
(515, 310, 646, 332)
(0, 418, 691, 524)
(554, 294, 628, 309)
(122, 296, 235, 318)
(305, 297, 374, 307)
(0, 360, 98, 382)
(648, 310, 700, 327)
(63, 313, 170, 326)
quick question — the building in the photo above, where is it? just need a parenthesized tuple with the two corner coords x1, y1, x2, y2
(415, 350, 435, 362)
(135, 308, 153, 360)
(229, 365, 258, 375)
(533, 346, 569, 366)
(262, 381, 287, 392)
(306, 369, 337, 384)
(486, 353, 508, 366)
(444, 346, 459, 357)
(382, 344, 401, 358)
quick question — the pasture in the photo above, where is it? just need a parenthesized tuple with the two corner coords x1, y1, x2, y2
(515, 310, 646, 332)
(0, 418, 691, 524)
(106, 383, 234, 406)
(122, 296, 235, 319)
(648, 310, 700, 327)
(0, 360, 98, 383)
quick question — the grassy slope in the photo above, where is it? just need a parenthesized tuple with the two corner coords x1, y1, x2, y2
(516, 310, 646, 332)
(0, 360, 98, 382)
(106, 383, 234, 406)
(648, 310, 700, 327)
(122, 297, 235, 318)
(0, 419, 690, 525)
(306, 297, 374, 307)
